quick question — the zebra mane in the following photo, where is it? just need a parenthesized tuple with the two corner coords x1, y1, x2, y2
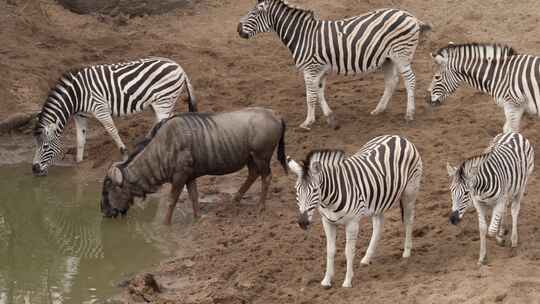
(302, 149, 345, 177)
(456, 153, 489, 182)
(436, 43, 517, 58)
(274, 0, 316, 19)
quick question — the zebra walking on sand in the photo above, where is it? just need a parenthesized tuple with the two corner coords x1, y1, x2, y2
(428, 43, 540, 132)
(287, 135, 422, 288)
(447, 132, 534, 265)
(32, 57, 197, 176)
(238, 0, 431, 130)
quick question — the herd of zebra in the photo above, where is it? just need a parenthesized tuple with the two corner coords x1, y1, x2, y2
(27, 0, 540, 289)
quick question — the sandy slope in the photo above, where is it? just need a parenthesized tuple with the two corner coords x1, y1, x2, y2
(2, 0, 540, 303)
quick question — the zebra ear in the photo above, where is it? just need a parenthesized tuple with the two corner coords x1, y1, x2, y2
(287, 157, 303, 177)
(433, 54, 447, 65)
(108, 166, 124, 186)
(446, 162, 457, 176)
(310, 161, 322, 175)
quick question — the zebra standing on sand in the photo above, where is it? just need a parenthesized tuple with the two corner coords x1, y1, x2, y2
(428, 43, 540, 132)
(238, 0, 431, 130)
(32, 57, 197, 176)
(447, 132, 534, 265)
(287, 135, 422, 288)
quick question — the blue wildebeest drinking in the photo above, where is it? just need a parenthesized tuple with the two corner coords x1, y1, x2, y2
(32, 57, 197, 176)
(100, 107, 287, 225)
(238, 1, 431, 129)
(287, 135, 422, 288)
(447, 132, 534, 265)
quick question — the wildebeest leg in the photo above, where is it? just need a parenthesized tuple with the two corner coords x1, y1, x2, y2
(186, 179, 200, 218)
(233, 160, 259, 205)
(259, 172, 271, 212)
(165, 182, 185, 225)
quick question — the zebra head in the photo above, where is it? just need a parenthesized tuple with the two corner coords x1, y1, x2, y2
(287, 156, 322, 230)
(32, 119, 63, 176)
(446, 162, 472, 225)
(238, 0, 272, 39)
(101, 164, 134, 218)
(428, 51, 460, 106)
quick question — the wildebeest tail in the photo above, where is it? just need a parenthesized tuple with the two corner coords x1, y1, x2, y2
(185, 76, 197, 112)
(277, 118, 287, 174)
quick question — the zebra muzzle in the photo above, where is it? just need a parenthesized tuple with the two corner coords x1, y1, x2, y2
(449, 210, 461, 225)
(298, 212, 310, 230)
(237, 23, 249, 39)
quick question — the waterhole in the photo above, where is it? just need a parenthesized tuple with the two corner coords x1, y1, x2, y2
(0, 164, 189, 304)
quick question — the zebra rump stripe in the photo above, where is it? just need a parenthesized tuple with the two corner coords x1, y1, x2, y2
(429, 43, 540, 132)
(239, 1, 431, 128)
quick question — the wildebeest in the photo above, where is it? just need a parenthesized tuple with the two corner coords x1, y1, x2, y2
(100, 107, 287, 224)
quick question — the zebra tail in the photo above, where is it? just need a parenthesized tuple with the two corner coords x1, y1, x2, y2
(277, 118, 288, 174)
(185, 77, 198, 112)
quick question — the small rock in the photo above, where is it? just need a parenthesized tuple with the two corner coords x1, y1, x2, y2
(183, 259, 195, 267)
(495, 293, 507, 302)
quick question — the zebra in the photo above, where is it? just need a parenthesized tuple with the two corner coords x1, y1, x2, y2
(447, 132, 534, 265)
(32, 57, 197, 176)
(287, 135, 422, 288)
(238, 1, 431, 130)
(428, 42, 540, 133)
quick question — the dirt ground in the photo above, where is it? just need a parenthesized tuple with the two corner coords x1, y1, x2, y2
(3, 0, 540, 303)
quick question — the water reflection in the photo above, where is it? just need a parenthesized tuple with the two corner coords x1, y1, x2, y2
(0, 165, 181, 304)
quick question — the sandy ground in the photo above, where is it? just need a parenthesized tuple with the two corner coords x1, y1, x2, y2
(3, 0, 540, 303)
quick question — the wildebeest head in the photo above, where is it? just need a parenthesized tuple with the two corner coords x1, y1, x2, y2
(32, 119, 63, 176)
(447, 162, 473, 225)
(101, 164, 134, 218)
(287, 156, 322, 230)
(238, 0, 272, 39)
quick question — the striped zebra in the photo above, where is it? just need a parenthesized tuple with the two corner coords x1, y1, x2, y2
(287, 135, 422, 288)
(428, 43, 540, 133)
(447, 132, 534, 265)
(238, 1, 431, 130)
(32, 57, 197, 176)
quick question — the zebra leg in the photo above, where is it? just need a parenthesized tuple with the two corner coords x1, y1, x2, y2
(473, 199, 488, 265)
(321, 217, 337, 288)
(510, 193, 522, 248)
(93, 111, 128, 157)
(74, 114, 88, 162)
(396, 63, 416, 121)
(361, 214, 384, 265)
(401, 176, 419, 258)
(343, 220, 359, 288)
(300, 69, 320, 130)
(488, 198, 506, 242)
(316, 72, 339, 129)
(503, 103, 524, 132)
(371, 60, 399, 116)
(187, 179, 200, 218)
(151, 99, 175, 122)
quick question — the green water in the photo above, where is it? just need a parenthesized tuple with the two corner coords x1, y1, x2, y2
(0, 165, 182, 304)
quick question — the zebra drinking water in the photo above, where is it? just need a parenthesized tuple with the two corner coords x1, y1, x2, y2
(238, 1, 431, 130)
(32, 57, 197, 176)
(447, 132, 534, 265)
(287, 135, 422, 288)
(428, 43, 540, 132)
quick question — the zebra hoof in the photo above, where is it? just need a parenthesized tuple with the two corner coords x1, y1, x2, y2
(405, 114, 414, 121)
(370, 108, 384, 115)
(496, 237, 506, 247)
(326, 113, 340, 130)
(477, 257, 488, 266)
(298, 125, 312, 132)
